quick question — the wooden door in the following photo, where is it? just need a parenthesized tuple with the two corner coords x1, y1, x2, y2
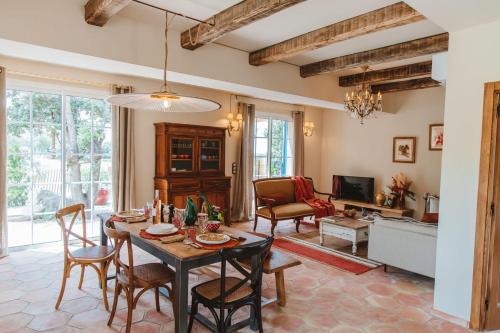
(486, 93, 500, 330)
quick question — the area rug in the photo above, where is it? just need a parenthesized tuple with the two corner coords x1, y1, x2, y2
(251, 221, 381, 275)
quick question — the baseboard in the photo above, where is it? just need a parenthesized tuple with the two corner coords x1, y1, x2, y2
(431, 308, 470, 329)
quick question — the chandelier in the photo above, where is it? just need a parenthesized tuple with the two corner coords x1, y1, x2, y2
(344, 66, 382, 124)
(106, 11, 220, 113)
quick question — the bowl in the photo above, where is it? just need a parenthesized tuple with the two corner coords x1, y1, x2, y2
(206, 220, 221, 232)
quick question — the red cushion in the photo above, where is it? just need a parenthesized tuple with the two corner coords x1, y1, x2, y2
(421, 213, 439, 223)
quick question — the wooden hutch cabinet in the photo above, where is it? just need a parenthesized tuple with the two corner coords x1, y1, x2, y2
(154, 123, 231, 223)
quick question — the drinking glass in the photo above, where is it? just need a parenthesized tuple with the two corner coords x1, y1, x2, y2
(173, 208, 185, 229)
(198, 213, 208, 234)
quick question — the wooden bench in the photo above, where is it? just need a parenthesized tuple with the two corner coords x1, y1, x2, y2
(240, 249, 301, 306)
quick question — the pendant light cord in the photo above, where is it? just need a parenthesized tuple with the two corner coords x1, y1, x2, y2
(162, 12, 176, 92)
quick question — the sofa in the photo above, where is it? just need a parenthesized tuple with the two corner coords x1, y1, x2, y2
(253, 177, 334, 235)
(368, 215, 438, 278)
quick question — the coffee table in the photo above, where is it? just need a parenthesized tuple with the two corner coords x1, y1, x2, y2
(319, 217, 370, 255)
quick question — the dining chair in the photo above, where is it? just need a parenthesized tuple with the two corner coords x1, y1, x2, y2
(55, 204, 114, 310)
(188, 237, 274, 333)
(103, 220, 176, 333)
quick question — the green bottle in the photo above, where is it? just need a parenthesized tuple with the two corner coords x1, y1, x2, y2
(184, 196, 198, 227)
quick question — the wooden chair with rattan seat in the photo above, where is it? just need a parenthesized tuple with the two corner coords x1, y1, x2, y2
(188, 237, 273, 333)
(103, 220, 176, 333)
(54, 204, 114, 310)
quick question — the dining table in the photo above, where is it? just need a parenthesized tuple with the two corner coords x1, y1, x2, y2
(99, 214, 265, 333)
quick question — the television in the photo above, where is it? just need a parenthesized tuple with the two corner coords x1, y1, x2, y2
(332, 175, 375, 203)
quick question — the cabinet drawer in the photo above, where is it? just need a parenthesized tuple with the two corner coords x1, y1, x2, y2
(202, 179, 229, 190)
(169, 180, 200, 191)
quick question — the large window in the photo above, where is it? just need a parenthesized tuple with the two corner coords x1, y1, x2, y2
(253, 115, 294, 179)
(6, 85, 112, 247)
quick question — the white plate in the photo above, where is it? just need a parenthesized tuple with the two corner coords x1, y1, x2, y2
(148, 224, 175, 232)
(116, 211, 144, 219)
(146, 227, 178, 236)
(196, 234, 230, 245)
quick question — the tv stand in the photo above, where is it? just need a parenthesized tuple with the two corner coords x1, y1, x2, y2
(333, 199, 413, 218)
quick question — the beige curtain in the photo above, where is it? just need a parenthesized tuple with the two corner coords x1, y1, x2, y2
(0, 67, 7, 257)
(292, 111, 305, 176)
(112, 86, 135, 212)
(231, 103, 255, 222)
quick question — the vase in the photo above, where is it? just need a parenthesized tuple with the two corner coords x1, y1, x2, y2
(183, 197, 198, 227)
(398, 192, 406, 210)
(375, 192, 386, 207)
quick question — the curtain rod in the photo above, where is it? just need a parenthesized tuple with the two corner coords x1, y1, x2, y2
(132, 0, 215, 26)
(6, 70, 111, 88)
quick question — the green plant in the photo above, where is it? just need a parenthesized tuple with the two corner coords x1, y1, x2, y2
(7, 145, 29, 207)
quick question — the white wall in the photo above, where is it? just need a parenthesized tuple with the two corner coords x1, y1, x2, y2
(0, 56, 324, 209)
(319, 87, 445, 217)
(434, 19, 500, 321)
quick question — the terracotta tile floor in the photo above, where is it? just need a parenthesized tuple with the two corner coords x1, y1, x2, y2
(0, 219, 473, 333)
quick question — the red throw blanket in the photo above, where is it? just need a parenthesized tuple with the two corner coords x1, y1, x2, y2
(292, 176, 335, 219)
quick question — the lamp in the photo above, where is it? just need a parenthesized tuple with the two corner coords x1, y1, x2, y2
(344, 66, 382, 124)
(105, 12, 220, 113)
(226, 111, 242, 136)
(304, 121, 315, 137)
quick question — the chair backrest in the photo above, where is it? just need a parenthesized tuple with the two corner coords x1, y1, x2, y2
(56, 204, 96, 257)
(218, 237, 273, 304)
(103, 220, 135, 284)
(253, 177, 315, 206)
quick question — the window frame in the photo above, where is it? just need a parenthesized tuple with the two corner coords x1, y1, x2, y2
(6, 78, 111, 247)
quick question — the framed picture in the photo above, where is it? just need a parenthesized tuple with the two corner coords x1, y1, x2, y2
(393, 137, 416, 163)
(429, 124, 444, 151)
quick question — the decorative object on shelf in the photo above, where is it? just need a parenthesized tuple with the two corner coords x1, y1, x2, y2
(183, 196, 198, 227)
(429, 124, 444, 151)
(225, 111, 243, 136)
(106, 12, 220, 113)
(342, 209, 357, 218)
(344, 66, 382, 124)
(384, 193, 396, 208)
(393, 137, 416, 163)
(303, 121, 315, 137)
(375, 191, 386, 207)
(387, 172, 416, 209)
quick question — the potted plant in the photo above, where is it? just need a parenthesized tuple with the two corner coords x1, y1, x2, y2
(387, 172, 416, 209)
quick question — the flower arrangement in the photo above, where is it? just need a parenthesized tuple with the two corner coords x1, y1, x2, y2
(387, 172, 415, 209)
(199, 192, 225, 222)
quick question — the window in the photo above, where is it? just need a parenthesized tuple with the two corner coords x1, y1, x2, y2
(253, 115, 294, 179)
(6, 86, 112, 247)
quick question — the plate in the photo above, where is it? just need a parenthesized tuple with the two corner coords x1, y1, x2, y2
(146, 227, 178, 236)
(196, 233, 230, 245)
(116, 210, 144, 219)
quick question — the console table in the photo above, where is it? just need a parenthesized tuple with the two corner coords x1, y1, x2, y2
(333, 199, 413, 218)
(320, 217, 370, 255)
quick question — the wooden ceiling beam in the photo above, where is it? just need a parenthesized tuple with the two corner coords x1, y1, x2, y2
(300, 33, 448, 78)
(181, 0, 305, 50)
(339, 61, 432, 87)
(250, 2, 424, 66)
(370, 77, 441, 94)
(85, 0, 131, 26)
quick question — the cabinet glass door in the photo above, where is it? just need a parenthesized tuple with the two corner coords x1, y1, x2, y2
(170, 138, 194, 173)
(199, 139, 221, 173)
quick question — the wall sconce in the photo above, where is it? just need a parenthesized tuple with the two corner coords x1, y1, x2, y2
(304, 121, 315, 137)
(226, 112, 242, 136)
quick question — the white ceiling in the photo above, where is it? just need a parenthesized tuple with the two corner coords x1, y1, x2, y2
(118, 0, 500, 76)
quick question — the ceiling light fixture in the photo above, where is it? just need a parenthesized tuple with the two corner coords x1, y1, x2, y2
(106, 10, 220, 113)
(344, 66, 382, 124)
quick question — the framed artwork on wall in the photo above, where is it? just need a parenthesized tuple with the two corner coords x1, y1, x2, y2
(429, 124, 444, 150)
(393, 137, 416, 163)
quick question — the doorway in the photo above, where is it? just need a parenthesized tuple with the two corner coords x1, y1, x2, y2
(472, 82, 500, 330)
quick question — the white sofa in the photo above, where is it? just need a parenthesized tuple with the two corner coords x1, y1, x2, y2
(368, 216, 438, 278)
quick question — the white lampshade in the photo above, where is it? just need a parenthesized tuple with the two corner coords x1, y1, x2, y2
(106, 93, 221, 112)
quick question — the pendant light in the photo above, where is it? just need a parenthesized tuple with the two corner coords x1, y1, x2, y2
(106, 12, 221, 113)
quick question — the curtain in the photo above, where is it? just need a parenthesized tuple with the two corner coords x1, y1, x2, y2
(0, 67, 7, 257)
(112, 85, 135, 212)
(231, 103, 255, 222)
(292, 111, 305, 176)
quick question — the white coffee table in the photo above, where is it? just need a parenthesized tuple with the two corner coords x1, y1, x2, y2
(320, 217, 370, 255)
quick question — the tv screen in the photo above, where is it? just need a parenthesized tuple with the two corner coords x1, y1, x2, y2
(332, 175, 374, 203)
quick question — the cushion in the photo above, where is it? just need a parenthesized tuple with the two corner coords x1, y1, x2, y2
(257, 203, 315, 219)
(264, 192, 289, 205)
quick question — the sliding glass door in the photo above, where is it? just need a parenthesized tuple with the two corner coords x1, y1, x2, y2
(6, 86, 112, 247)
(253, 115, 294, 179)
